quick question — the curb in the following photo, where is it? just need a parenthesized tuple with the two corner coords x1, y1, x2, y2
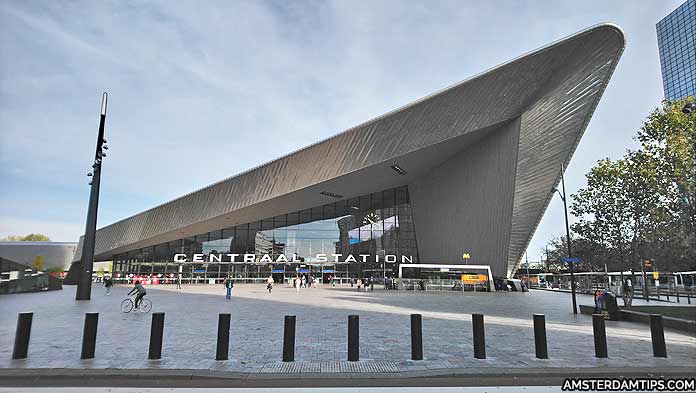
(1, 366, 695, 387)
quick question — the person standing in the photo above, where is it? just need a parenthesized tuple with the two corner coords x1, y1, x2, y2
(295, 276, 301, 294)
(369, 277, 374, 291)
(301, 275, 306, 288)
(176, 273, 182, 289)
(267, 275, 274, 294)
(224, 276, 234, 300)
(104, 276, 113, 296)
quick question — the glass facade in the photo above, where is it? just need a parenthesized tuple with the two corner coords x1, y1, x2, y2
(112, 186, 419, 284)
(656, 0, 696, 101)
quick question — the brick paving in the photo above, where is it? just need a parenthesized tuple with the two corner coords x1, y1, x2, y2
(0, 283, 694, 374)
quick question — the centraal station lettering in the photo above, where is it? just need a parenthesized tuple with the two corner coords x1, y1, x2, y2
(174, 253, 414, 264)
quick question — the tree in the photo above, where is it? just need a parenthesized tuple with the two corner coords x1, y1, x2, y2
(21, 233, 51, 242)
(542, 235, 607, 272)
(0, 235, 23, 241)
(570, 158, 637, 270)
(32, 255, 45, 271)
(0, 233, 51, 242)
(561, 98, 695, 272)
(635, 100, 695, 271)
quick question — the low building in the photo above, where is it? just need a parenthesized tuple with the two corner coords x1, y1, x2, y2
(0, 241, 77, 272)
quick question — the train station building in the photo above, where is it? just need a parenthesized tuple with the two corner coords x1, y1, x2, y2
(68, 24, 625, 285)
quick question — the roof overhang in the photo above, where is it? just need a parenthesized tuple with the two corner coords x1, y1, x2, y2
(73, 24, 625, 279)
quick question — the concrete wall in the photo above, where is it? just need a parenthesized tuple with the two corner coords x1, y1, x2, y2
(409, 118, 520, 277)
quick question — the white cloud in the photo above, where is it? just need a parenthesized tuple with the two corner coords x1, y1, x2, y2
(0, 0, 686, 260)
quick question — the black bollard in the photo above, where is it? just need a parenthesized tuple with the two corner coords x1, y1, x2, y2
(283, 315, 296, 362)
(649, 314, 667, 358)
(348, 315, 359, 361)
(411, 314, 423, 360)
(216, 313, 231, 361)
(688, 291, 691, 305)
(533, 314, 548, 359)
(148, 312, 165, 360)
(472, 314, 486, 359)
(592, 314, 608, 358)
(12, 312, 33, 359)
(80, 313, 99, 359)
(676, 289, 680, 303)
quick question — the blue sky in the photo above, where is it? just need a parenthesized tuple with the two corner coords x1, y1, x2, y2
(0, 0, 683, 262)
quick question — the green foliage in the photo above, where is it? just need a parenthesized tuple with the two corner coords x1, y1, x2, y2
(20, 233, 51, 242)
(31, 255, 45, 271)
(0, 235, 24, 241)
(546, 98, 695, 272)
(0, 233, 51, 242)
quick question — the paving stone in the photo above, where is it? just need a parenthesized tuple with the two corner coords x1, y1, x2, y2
(0, 284, 694, 374)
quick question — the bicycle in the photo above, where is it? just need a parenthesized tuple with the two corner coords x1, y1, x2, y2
(120, 295, 152, 313)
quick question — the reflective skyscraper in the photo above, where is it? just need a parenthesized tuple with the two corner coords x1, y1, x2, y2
(657, 0, 696, 101)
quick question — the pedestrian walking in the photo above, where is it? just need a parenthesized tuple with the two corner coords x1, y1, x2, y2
(356, 278, 362, 291)
(295, 276, 302, 294)
(301, 275, 306, 288)
(176, 274, 182, 289)
(267, 275, 274, 294)
(622, 277, 634, 307)
(104, 276, 113, 296)
(224, 276, 234, 300)
(369, 277, 374, 291)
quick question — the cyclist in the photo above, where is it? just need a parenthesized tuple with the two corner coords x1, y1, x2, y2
(128, 280, 147, 309)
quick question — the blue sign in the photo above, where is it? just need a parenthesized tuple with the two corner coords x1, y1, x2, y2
(271, 269, 284, 273)
(297, 269, 310, 273)
(193, 269, 206, 273)
(322, 269, 335, 273)
(562, 257, 581, 263)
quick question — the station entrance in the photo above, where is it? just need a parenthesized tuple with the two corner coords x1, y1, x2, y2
(398, 264, 495, 292)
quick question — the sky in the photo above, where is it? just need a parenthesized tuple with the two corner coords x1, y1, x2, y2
(0, 0, 684, 262)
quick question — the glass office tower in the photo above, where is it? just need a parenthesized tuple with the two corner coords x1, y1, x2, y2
(656, 0, 695, 101)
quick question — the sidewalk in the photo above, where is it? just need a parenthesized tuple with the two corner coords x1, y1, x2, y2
(1, 284, 694, 386)
(1, 365, 695, 388)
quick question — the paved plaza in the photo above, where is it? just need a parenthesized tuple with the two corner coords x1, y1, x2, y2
(0, 283, 694, 377)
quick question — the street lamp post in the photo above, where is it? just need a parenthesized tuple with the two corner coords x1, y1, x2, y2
(526, 252, 530, 288)
(76, 92, 109, 301)
(554, 163, 578, 314)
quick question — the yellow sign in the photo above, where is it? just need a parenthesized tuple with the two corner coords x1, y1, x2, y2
(462, 253, 471, 260)
(461, 274, 487, 284)
(653, 271, 659, 280)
